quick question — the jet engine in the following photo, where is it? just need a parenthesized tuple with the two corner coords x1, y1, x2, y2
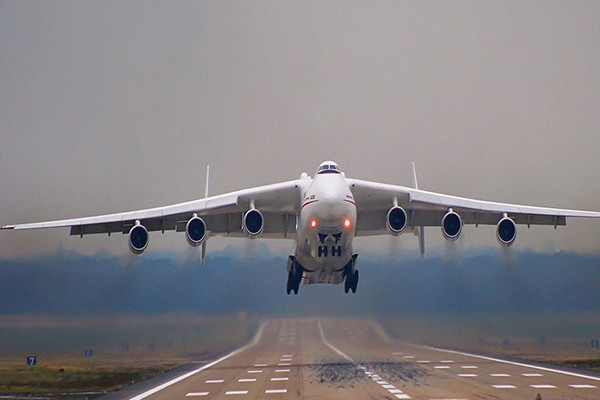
(186, 215, 207, 247)
(386, 206, 407, 234)
(441, 210, 462, 241)
(128, 222, 149, 254)
(496, 216, 517, 246)
(243, 209, 264, 236)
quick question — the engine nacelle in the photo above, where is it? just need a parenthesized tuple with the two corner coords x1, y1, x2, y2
(441, 210, 462, 242)
(243, 209, 264, 236)
(496, 216, 517, 246)
(186, 215, 207, 247)
(386, 206, 407, 234)
(128, 223, 149, 254)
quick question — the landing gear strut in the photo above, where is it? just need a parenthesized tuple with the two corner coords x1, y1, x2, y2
(286, 256, 303, 295)
(344, 254, 359, 294)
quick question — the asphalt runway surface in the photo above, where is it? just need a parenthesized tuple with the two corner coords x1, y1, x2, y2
(105, 318, 600, 400)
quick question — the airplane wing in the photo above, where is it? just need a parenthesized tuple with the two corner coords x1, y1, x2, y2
(347, 178, 600, 236)
(1, 179, 308, 239)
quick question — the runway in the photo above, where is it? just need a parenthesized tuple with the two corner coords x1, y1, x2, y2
(116, 318, 600, 400)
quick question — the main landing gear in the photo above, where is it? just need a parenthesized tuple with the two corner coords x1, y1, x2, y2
(286, 256, 303, 295)
(344, 254, 359, 294)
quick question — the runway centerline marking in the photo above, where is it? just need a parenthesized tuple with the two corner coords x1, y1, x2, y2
(570, 384, 597, 388)
(185, 393, 209, 397)
(522, 373, 543, 377)
(492, 384, 516, 389)
(205, 379, 224, 383)
(458, 374, 478, 377)
(490, 373, 510, 377)
(127, 322, 265, 400)
(460, 366, 478, 369)
(275, 369, 290, 372)
(318, 321, 411, 399)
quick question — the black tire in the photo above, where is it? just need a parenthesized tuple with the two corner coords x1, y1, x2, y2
(351, 270, 359, 293)
(286, 272, 294, 295)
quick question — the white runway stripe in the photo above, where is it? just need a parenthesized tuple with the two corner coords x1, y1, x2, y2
(270, 377, 289, 381)
(205, 379, 224, 383)
(127, 322, 266, 400)
(275, 369, 290, 372)
(265, 389, 287, 394)
(490, 373, 510, 377)
(225, 390, 248, 395)
(492, 385, 516, 389)
(186, 393, 209, 397)
(569, 384, 597, 388)
(423, 345, 600, 382)
(238, 378, 256, 382)
(530, 384, 556, 389)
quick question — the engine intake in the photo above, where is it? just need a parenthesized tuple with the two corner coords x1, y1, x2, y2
(243, 209, 264, 236)
(186, 215, 207, 247)
(386, 206, 407, 234)
(441, 210, 462, 241)
(128, 223, 149, 254)
(496, 216, 517, 246)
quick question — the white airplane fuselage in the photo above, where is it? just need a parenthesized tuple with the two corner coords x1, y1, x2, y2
(293, 172, 357, 285)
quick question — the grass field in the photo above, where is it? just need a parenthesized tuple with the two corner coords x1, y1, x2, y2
(0, 313, 256, 395)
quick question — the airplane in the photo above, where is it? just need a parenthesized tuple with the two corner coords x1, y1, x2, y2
(2, 160, 600, 295)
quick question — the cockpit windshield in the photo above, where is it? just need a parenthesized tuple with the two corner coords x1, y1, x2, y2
(317, 164, 341, 174)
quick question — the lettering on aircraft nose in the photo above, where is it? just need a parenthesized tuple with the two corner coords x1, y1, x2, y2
(318, 245, 342, 257)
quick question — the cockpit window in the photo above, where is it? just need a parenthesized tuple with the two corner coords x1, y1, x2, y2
(317, 164, 341, 174)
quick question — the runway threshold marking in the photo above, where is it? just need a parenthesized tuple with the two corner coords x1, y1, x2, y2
(318, 321, 412, 399)
(421, 345, 600, 382)
(126, 322, 266, 400)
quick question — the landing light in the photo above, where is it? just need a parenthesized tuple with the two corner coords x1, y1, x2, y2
(310, 219, 318, 228)
(343, 218, 352, 228)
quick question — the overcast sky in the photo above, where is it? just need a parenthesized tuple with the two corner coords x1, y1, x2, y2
(1, 1, 600, 258)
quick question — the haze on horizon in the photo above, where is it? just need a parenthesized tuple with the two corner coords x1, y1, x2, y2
(1, 2, 600, 258)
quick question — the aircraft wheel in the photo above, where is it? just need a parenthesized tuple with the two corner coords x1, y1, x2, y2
(344, 274, 351, 293)
(351, 270, 359, 293)
(286, 272, 295, 295)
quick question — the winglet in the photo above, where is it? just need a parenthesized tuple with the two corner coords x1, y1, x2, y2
(205, 166, 210, 198)
(412, 162, 425, 261)
(411, 162, 419, 190)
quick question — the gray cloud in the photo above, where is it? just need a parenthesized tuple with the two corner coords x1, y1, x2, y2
(1, 2, 600, 257)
